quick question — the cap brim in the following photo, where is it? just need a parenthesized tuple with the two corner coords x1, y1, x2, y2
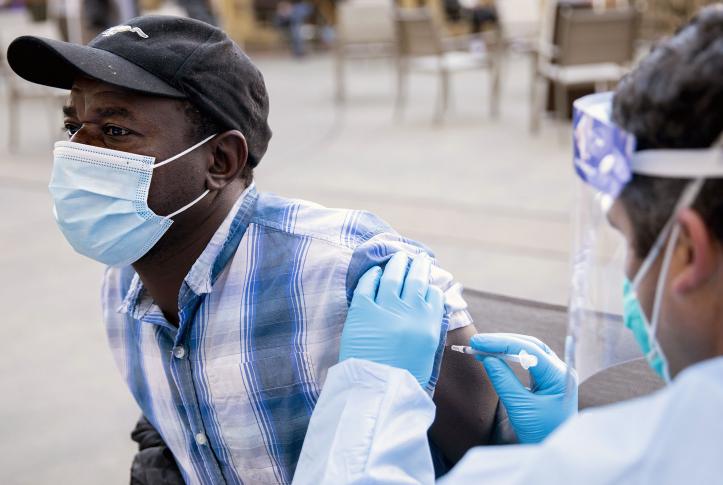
(7, 36, 185, 98)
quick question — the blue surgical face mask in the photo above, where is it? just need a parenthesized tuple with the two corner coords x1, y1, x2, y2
(49, 134, 215, 267)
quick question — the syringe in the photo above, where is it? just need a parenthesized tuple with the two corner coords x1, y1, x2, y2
(449, 345, 539, 370)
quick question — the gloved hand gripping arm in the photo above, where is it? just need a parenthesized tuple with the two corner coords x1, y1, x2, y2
(339, 251, 446, 387)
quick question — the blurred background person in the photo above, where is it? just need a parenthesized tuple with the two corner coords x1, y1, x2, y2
(271, 0, 334, 57)
(440, 0, 498, 52)
(81, 0, 138, 40)
(176, 0, 215, 25)
(274, 0, 314, 56)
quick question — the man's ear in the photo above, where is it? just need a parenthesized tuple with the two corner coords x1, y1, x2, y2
(205, 130, 248, 190)
(673, 208, 717, 294)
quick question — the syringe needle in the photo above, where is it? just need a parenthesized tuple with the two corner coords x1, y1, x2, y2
(449, 345, 538, 370)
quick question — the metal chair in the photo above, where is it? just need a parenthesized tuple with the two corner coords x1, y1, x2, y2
(530, 5, 638, 133)
(334, 0, 396, 103)
(394, 7, 500, 122)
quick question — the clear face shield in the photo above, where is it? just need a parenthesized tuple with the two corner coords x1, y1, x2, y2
(566, 93, 641, 384)
(565, 92, 723, 390)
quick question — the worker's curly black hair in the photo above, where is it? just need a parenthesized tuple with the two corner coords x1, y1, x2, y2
(612, 4, 723, 257)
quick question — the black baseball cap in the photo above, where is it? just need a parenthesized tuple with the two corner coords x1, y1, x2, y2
(7, 15, 271, 167)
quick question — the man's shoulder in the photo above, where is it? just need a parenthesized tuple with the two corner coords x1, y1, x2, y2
(251, 192, 396, 249)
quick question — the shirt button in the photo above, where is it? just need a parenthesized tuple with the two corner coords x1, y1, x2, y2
(172, 346, 186, 359)
(195, 433, 208, 446)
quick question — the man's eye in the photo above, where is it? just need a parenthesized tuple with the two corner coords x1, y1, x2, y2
(104, 125, 130, 137)
(64, 124, 80, 138)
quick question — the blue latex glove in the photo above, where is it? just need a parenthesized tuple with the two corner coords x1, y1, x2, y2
(339, 252, 446, 387)
(471, 333, 578, 444)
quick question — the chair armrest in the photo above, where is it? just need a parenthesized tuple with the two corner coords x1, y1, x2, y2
(535, 40, 559, 61)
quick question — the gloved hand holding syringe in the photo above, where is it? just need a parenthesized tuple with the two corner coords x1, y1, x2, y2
(448, 333, 577, 444)
(449, 345, 539, 370)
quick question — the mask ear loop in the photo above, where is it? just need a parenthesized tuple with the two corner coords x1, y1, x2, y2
(165, 189, 210, 219)
(153, 134, 217, 169)
(649, 177, 705, 327)
(631, 130, 722, 286)
(629, 132, 721, 288)
(150, 133, 217, 219)
(631, 178, 706, 289)
(644, 223, 679, 382)
(631, 219, 673, 289)
(630, 177, 705, 382)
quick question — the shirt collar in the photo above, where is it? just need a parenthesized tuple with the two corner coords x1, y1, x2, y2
(183, 183, 255, 295)
(118, 183, 258, 318)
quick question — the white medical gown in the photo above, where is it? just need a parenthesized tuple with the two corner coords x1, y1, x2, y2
(292, 357, 723, 485)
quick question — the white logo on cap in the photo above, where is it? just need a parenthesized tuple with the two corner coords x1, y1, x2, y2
(102, 25, 149, 39)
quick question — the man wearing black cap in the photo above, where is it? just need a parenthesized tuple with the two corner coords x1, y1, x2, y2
(7, 16, 496, 483)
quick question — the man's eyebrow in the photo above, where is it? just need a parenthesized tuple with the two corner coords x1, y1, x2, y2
(61, 105, 136, 120)
(94, 106, 135, 120)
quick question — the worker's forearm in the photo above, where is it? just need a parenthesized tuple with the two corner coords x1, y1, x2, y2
(293, 359, 436, 485)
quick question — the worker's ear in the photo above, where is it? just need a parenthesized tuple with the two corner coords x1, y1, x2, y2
(672, 208, 717, 294)
(205, 130, 248, 190)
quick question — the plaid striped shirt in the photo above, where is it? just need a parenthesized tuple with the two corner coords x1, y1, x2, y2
(102, 184, 472, 484)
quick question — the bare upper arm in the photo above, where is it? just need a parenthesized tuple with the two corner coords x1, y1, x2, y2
(429, 325, 499, 465)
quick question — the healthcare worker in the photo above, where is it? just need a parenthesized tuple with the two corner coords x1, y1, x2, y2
(292, 6, 723, 484)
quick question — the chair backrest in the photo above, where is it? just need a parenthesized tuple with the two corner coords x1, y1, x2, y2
(496, 0, 543, 41)
(394, 7, 443, 57)
(556, 6, 637, 66)
(338, 0, 395, 44)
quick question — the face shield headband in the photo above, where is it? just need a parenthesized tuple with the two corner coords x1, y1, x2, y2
(566, 92, 723, 390)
